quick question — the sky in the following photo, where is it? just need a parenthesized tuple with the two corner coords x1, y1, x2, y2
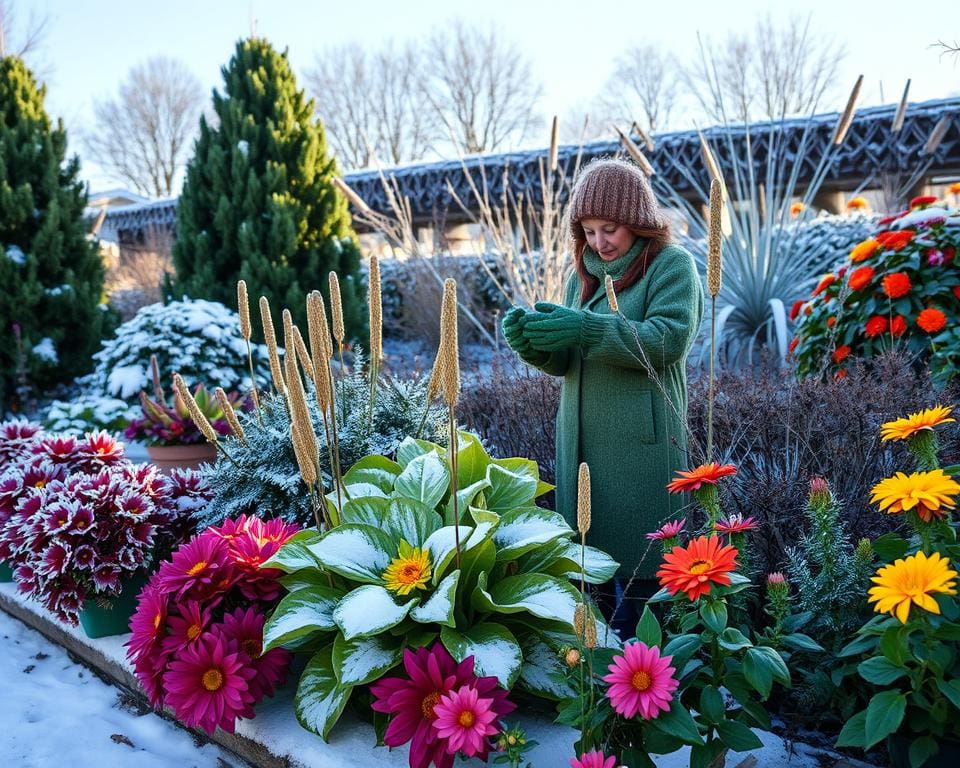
(14, 0, 960, 192)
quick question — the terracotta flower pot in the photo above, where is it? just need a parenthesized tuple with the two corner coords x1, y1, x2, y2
(147, 443, 217, 474)
(78, 572, 149, 639)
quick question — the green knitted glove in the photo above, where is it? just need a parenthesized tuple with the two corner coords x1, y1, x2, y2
(502, 306, 549, 365)
(523, 302, 584, 351)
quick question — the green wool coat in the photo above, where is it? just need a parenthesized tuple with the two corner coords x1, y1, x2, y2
(532, 243, 703, 578)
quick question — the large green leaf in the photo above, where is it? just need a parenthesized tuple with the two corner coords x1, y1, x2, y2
(339, 496, 391, 528)
(493, 506, 573, 561)
(517, 641, 576, 700)
(441, 622, 523, 687)
(835, 708, 868, 748)
(864, 690, 906, 749)
(743, 646, 790, 698)
(715, 719, 763, 751)
(858, 656, 908, 685)
(307, 524, 395, 583)
(456, 432, 491, 487)
(444, 479, 491, 525)
(261, 529, 323, 573)
(342, 455, 401, 493)
(263, 584, 343, 652)
(394, 452, 449, 509)
(279, 569, 334, 594)
(295, 646, 353, 741)
(650, 698, 702, 745)
(395, 436, 442, 469)
(549, 541, 619, 585)
(333, 584, 416, 640)
(423, 525, 474, 584)
(475, 572, 580, 626)
(635, 606, 663, 648)
(387, 497, 443, 548)
(485, 463, 538, 512)
(332, 633, 403, 686)
(410, 570, 460, 626)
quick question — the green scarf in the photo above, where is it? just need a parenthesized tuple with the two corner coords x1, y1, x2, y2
(581, 237, 646, 282)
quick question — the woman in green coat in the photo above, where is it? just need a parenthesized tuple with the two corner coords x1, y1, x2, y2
(501, 158, 703, 629)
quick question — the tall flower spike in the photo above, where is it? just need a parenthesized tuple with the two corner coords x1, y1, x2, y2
(291, 325, 315, 384)
(439, 278, 460, 407)
(328, 272, 345, 346)
(368, 255, 382, 365)
(306, 292, 332, 411)
(284, 337, 318, 474)
(577, 462, 591, 536)
(237, 280, 251, 341)
(214, 387, 246, 442)
(706, 178, 723, 298)
(173, 374, 218, 443)
(832, 75, 863, 145)
(259, 297, 284, 393)
(604, 275, 619, 312)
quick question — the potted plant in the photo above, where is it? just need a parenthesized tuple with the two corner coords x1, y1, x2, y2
(0, 419, 45, 581)
(125, 356, 233, 473)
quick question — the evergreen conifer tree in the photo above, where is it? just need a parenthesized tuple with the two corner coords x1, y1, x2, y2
(0, 55, 106, 411)
(170, 38, 365, 339)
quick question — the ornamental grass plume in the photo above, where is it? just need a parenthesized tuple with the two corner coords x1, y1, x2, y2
(328, 271, 346, 370)
(615, 126, 655, 176)
(602, 641, 678, 720)
(437, 278, 463, 563)
(306, 291, 342, 504)
(214, 387, 246, 443)
(368, 254, 383, 365)
(867, 551, 958, 623)
(283, 333, 323, 528)
(259, 297, 285, 395)
(706, 176, 723, 459)
(236, 280, 261, 413)
(573, 601, 597, 649)
(577, 462, 591, 536)
(173, 374, 218, 444)
(832, 75, 863, 145)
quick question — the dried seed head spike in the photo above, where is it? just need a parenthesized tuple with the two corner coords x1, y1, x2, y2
(707, 178, 723, 299)
(328, 272, 345, 343)
(832, 75, 863, 145)
(282, 308, 294, 352)
(334, 176, 372, 214)
(615, 126, 655, 177)
(439, 278, 460, 406)
(573, 602, 585, 638)
(577, 462, 591, 535)
(604, 275, 619, 313)
(891, 79, 911, 133)
(924, 116, 950, 156)
(292, 325, 315, 384)
(427, 353, 446, 401)
(368, 255, 382, 364)
(215, 387, 246, 442)
(548, 115, 559, 173)
(284, 344, 318, 467)
(573, 602, 596, 648)
(290, 422, 317, 487)
(306, 292, 332, 412)
(149, 354, 164, 402)
(259, 296, 285, 392)
(173, 374, 218, 443)
(237, 280, 251, 341)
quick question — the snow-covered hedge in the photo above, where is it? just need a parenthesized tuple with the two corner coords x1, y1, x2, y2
(81, 299, 270, 401)
(43, 396, 138, 436)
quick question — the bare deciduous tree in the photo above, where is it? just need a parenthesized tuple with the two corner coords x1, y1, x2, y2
(424, 20, 544, 154)
(307, 41, 437, 169)
(685, 14, 843, 124)
(599, 44, 682, 133)
(0, 0, 47, 59)
(84, 56, 204, 198)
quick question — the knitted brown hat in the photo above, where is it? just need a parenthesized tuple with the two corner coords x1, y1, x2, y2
(567, 157, 666, 239)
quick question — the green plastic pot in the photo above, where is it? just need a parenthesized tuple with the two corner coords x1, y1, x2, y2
(888, 733, 960, 768)
(78, 572, 148, 639)
(0, 561, 12, 582)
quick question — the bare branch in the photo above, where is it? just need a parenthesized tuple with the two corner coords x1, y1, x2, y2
(599, 44, 682, 133)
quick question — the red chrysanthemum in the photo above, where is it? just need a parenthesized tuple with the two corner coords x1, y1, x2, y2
(812, 273, 836, 296)
(657, 535, 739, 601)
(162, 633, 256, 734)
(848, 266, 875, 292)
(865, 316, 888, 338)
(789, 300, 804, 321)
(890, 315, 908, 337)
(218, 606, 292, 701)
(910, 195, 938, 209)
(917, 308, 947, 333)
(876, 230, 915, 251)
(882, 272, 912, 299)
(832, 345, 851, 364)
(666, 463, 737, 494)
(787, 337, 799, 355)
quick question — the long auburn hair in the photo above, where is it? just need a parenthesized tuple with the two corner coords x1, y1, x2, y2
(572, 224, 672, 304)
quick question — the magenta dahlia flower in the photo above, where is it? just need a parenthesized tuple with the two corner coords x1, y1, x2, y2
(571, 751, 617, 768)
(156, 532, 232, 599)
(218, 606, 292, 700)
(127, 578, 168, 663)
(161, 599, 213, 655)
(603, 641, 678, 720)
(162, 633, 256, 734)
(432, 685, 500, 758)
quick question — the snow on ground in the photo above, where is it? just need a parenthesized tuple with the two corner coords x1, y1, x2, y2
(0, 608, 249, 768)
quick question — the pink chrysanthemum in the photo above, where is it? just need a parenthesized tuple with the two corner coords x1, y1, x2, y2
(603, 641, 678, 720)
(714, 514, 758, 534)
(571, 751, 618, 768)
(161, 599, 213, 655)
(646, 518, 685, 541)
(127, 578, 168, 663)
(218, 606, 292, 700)
(162, 633, 256, 734)
(432, 685, 500, 758)
(156, 532, 232, 600)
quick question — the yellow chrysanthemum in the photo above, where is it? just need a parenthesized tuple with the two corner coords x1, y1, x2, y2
(382, 541, 432, 596)
(880, 405, 955, 442)
(867, 551, 958, 623)
(870, 470, 960, 522)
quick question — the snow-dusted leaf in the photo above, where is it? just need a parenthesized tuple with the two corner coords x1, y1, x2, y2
(485, 463, 538, 512)
(339, 497, 391, 529)
(396, 437, 442, 469)
(518, 641, 576, 700)
(332, 633, 403, 686)
(342, 455, 401, 493)
(441, 622, 523, 688)
(295, 645, 353, 741)
(386, 498, 442, 548)
(546, 541, 620, 585)
(474, 572, 580, 627)
(333, 584, 416, 640)
(410, 570, 460, 626)
(423, 525, 473, 585)
(444, 479, 491, 525)
(337, 482, 388, 503)
(493, 507, 573, 561)
(394, 452, 449, 509)
(456, 432, 491, 487)
(263, 585, 343, 652)
(278, 569, 334, 594)
(307, 524, 394, 583)
(261, 529, 323, 573)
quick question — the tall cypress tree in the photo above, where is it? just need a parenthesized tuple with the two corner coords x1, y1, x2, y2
(0, 56, 106, 411)
(171, 38, 365, 339)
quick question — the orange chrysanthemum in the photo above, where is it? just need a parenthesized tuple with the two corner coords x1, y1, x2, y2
(657, 536, 739, 601)
(910, 195, 938, 209)
(917, 308, 947, 333)
(876, 231, 915, 252)
(848, 266, 875, 292)
(812, 273, 836, 296)
(833, 345, 851, 364)
(880, 405, 955, 442)
(949, 182, 960, 195)
(891, 315, 907, 337)
(789, 300, 804, 321)
(846, 196, 869, 211)
(827, 316, 837, 328)
(850, 240, 880, 263)
(865, 316, 888, 338)
(790, 201, 806, 217)
(666, 463, 737, 494)
(882, 272, 912, 299)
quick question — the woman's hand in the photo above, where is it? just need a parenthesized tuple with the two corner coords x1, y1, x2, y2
(523, 302, 584, 351)
(501, 306, 548, 364)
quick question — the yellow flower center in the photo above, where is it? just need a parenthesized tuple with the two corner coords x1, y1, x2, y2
(186, 560, 207, 576)
(34, 480, 46, 488)
(77, 520, 86, 528)
(689, 559, 713, 575)
(382, 547, 432, 596)
(458, 710, 476, 728)
(153, 613, 162, 630)
(201, 668, 224, 691)
(421, 692, 441, 720)
(187, 623, 201, 640)
(631, 671, 652, 691)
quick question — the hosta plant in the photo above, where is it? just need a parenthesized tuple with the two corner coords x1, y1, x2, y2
(792, 199, 960, 380)
(259, 431, 620, 741)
